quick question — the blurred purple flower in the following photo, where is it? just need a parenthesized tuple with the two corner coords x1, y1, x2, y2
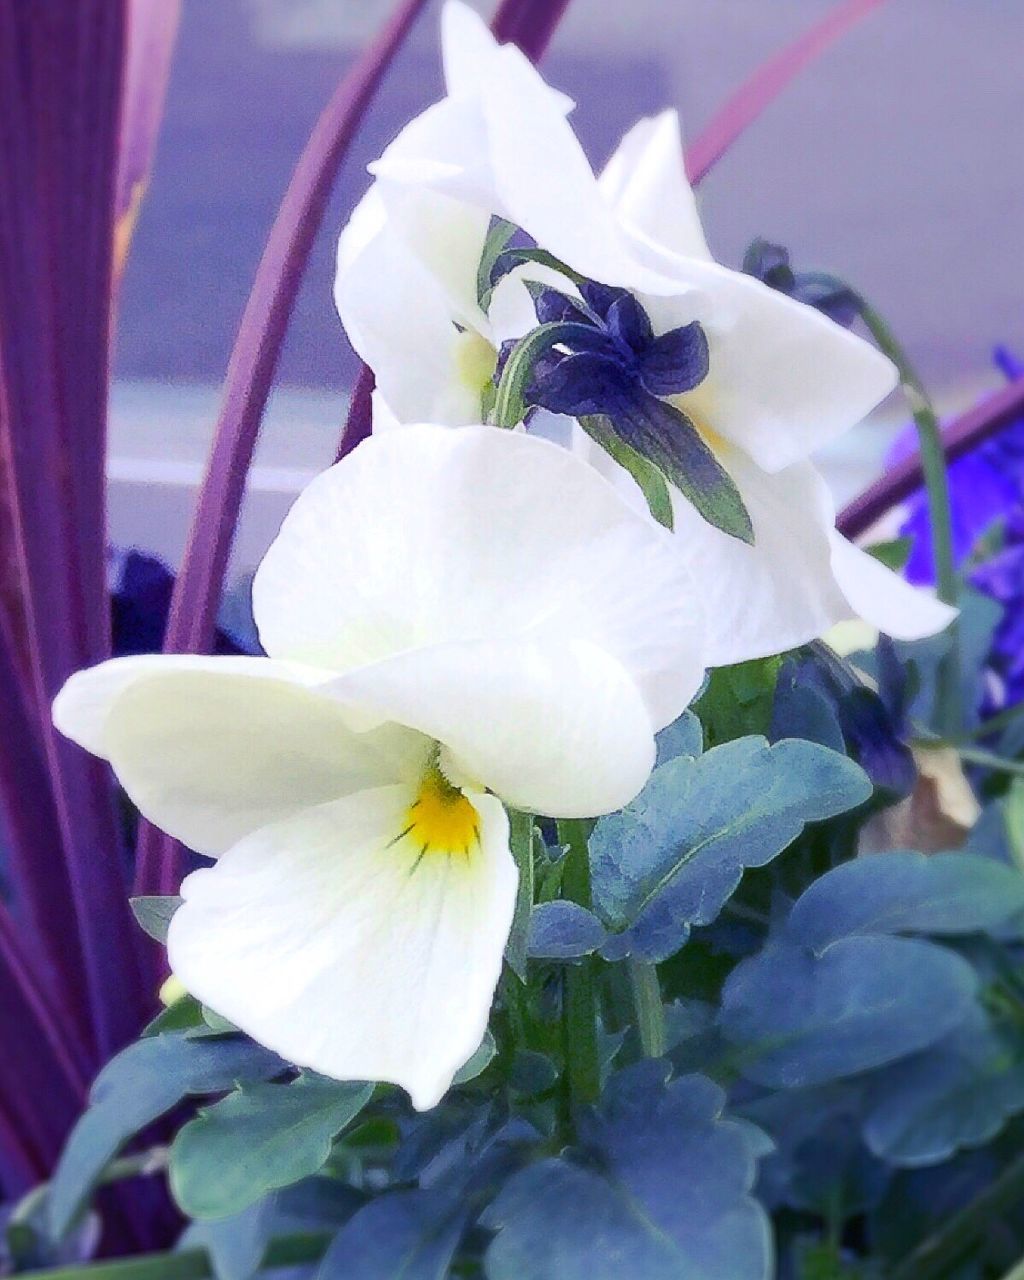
(891, 348, 1024, 710)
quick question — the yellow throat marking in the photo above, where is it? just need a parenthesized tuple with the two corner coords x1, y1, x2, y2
(397, 765, 481, 860)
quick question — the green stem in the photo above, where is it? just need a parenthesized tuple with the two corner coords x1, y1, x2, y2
(18, 1233, 332, 1280)
(956, 745, 1024, 778)
(856, 300, 961, 738)
(887, 1150, 1024, 1280)
(557, 819, 600, 1108)
(961, 699, 1024, 742)
(504, 809, 535, 981)
(626, 959, 667, 1058)
(999, 1260, 1024, 1280)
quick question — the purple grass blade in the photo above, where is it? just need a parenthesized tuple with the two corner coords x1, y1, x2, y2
(0, 909, 87, 1175)
(0, 0, 149, 1059)
(114, 0, 182, 285)
(0, 1104, 42, 1198)
(685, 0, 890, 184)
(0, 608, 93, 1068)
(135, 0, 433, 898)
(336, 363, 376, 462)
(838, 377, 1024, 540)
(337, 0, 575, 454)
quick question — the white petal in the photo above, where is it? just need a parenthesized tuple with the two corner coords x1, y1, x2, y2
(599, 111, 712, 262)
(441, 0, 574, 115)
(829, 533, 958, 640)
(669, 453, 850, 665)
(650, 258, 898, 472)
(168, 787, 517, 1111)
(325, 636, 665, 817)
(334, 214, 483, 426)
(58, 658, 427, 857)
(254, 424, 703, 730)
(53, 654, 326, 757)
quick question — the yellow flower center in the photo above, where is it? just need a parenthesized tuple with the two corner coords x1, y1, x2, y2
(454, 329, 498, 395)
(396, 764, 481, 860)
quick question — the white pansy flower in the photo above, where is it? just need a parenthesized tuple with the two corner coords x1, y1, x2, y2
(53, 425, 704, 1110)
(335, 0, 955, 664)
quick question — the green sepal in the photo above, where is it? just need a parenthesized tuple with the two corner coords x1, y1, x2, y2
(579, 415, 674, 529)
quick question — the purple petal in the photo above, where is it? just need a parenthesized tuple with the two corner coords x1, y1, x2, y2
(639, 322, 710, 397)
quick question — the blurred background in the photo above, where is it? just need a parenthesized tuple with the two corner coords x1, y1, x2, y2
(110, 0, 1024, 573)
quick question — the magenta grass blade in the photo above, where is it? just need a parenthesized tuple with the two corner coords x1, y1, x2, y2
(838, 376, 1024, 540)
(685, 0, 890, 184)
(490, 0, 574, 60)
(337, 0, 576, 454)
(135, 0, 432, 898)
(0, 0, 148, 1059)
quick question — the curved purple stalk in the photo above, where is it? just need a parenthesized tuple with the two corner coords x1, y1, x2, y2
(0, 0, 148, 1060)
(337, 0, 576, 454)
(838, 377, 1024, 539)
(685, 0, 890, 184)
(135, 0, 432, 897)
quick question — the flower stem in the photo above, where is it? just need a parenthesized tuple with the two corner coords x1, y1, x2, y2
(504, 808, 535, 981)
(557, 819, 600, 1107)
(856, 300, 961, 738)
(626, 959, 667, 1058)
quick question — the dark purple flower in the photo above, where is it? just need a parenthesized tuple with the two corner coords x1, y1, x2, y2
(515, 282, 755, 542)
(742, 239, 860, 328)
(109, 549, 250, 658)
(527, 282, 709, 417)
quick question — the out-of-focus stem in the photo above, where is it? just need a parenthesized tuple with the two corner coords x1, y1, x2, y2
(557, 819, 600, 1108)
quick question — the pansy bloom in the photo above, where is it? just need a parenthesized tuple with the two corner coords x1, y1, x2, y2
(336, 1, 955, 664)
(54, 425, 705, 1109)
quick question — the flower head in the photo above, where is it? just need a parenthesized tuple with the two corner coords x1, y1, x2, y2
(54, 425, 705, 1109)
(335, 0, 956, 663)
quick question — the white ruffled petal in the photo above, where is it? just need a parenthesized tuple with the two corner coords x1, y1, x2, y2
(829, 532, 958, 640)
(646, 257, 898, 472)
(253, 424, 703, 731)
(599, 111, 712, 263)
(168, 786, 517, 1111)
(56, 658, 427, 857)
(325, 636, 668, 818)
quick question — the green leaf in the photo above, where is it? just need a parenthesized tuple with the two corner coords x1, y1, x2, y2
(142, 994, 205, 1037)
(452, 1030, 497, 1086)
(476, 217, 517, 310)
(49, 1034, 283, 1239)
(579, 414, 673, 529)
(619, 397, 754, 544)
(865, 536, 913, 572)
(129, 895, 182, 943)
(170, 1076, 373, 1219)
(695, 656, 783, 747)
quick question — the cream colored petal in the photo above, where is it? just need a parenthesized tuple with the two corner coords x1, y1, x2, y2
(168, 786, 516, 1111)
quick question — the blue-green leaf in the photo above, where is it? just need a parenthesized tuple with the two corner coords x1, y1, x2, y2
(591, 737, 871, 961)
(318, 1190, 465, 1279)
(527, 901, 606, 960)
(48, 1034, 283, 1239)
(720, 935, 977, 1088)
(787, 851, 1024, 948)
(170, 1076, 373, 1219)
(483, 1065, 771, 1280)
